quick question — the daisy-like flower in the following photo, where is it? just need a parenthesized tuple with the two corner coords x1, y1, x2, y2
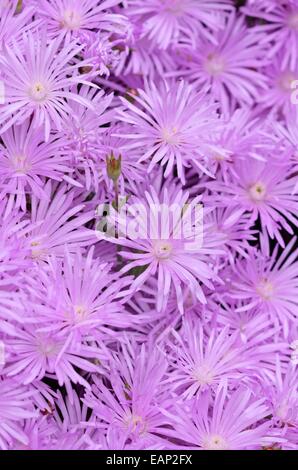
(35, 0, 128, 41)
(174, 11, 268, 113)
(98, 186, 223, 313)
(0, 0, 36, 49)
(205, 154, 298, 245)
(22, 247, 134, 344)
(26, 181, 95, 260)
(257, 52, 298, 118)
(228, 237, 298, 338)
(3, 324, 104, 398)
(264, 357, 298, 429)
(165, 318, 254, 399)
(243, 0, 298, 69)
(126, 0, 233, 50)
(0, 378, 38, 450)
(161, 384, 271, 450)
(0, 29, 94, 140)
(0, 119, 72, 211)
(83, 342, 170, 449)
(117, 80, 220, 182)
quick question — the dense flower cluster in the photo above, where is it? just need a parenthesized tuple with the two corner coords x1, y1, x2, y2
(0, 0, 297, 451)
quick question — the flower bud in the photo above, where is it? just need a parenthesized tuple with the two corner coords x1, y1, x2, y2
(106, 152, 121, 182)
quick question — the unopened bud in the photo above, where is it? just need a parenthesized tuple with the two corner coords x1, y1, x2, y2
(16, 0, 23, 13)
(106, 152, 121, 182)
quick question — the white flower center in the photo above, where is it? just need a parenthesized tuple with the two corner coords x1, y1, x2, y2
(203, 434, 229, 450)
(161, 126, 180, 145)
(248, 181, 266, 202)
(279, 72, 296, 92)
(193, 364, 214, 386)
(162, 0, 184, 15)
(154, 240, 173, 259)
(37, 338, 60, 357)
(61, 9, 82, 30)
(204, 53, 226, 75)
(74, 304, 88, 321)
(123, 413, 147, 434)
(30, 240, 47, 259)
(13, 154, 31, 174)
(29, 82, 48, 102)
(256, 279, 274, 300)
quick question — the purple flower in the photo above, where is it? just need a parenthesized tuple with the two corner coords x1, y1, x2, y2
(161, 384, 271, 450)
(0, 30, 94, 140)
(117, 80, 220, 182)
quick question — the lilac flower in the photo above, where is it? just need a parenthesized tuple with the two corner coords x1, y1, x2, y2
(174, 12, 268, 113)
(165, 319, 255, 399)
(84, 342, 170, 449)
(117, 80, 220, 182)
(26, 181, 95, 260)
(0, 0, 36, 49)
(21, 247, 134, 342)
(100, 186, 223, 313)
(0, 378, 38, 450)
(243, 0, 298, 69)
(227, 237, 298, 338)
(0, 0, 297, 452)
(0, 119, 72, 210)
(205, 155, 298, 245)
(35, 0, 128, 41)
(161, 384, 271, 450)
(126, 0, 233, 50)
(0, 30, 94, 140)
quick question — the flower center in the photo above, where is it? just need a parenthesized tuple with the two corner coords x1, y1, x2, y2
(154, 240, 173, 259)
(256, 279, 274, 300)
(278, 72, 296, 92)
(61, 9, 82, 30)
(162, 0, 184, 15)
(193, 364, 214, 386)
(288, 12, 298, 30)
(29, 82, 48, 102)
(248, 181, 266, 202)
(203, 434, 229, 450)
(74, 304, 88, 321)
(161, 126, 180, 145)
(37, 338, 60, 357)
(123, 413, 147, 434)
(12, 154, 31, 174)
(204, 53, 225, 76)
(30, 240, 46, 259)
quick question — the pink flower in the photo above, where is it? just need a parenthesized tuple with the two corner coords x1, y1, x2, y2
(227, 237, 298, 338)
(173, 11, 268, 113)
(161, 384, 271, 450)
(0, 30, 94, 140)
(0, 119, 72, 211)
(117, 80, 220, 182)
(126, 0, 233, 50)
(35, 0, 128, 41)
